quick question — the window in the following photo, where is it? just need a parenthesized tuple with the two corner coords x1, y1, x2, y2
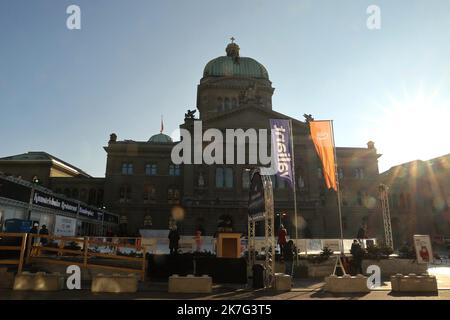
(168, 187, 180, 203)
(169, 164, 181, 176)
(232, 98, 238, 108)
(217, 97, 223, 112)
(143, 185, 156, 202)
(121, 163, 133, 175)
(354, 168, 364, 179)
(357, 191, 363, 206)
(224, 168, 233, 188)
(215, 167, 224, 188)
(224, 98, 231, 110)
(119, 185, 131, 202)
(216, 167, 233, 188)
(145, 164, 157, 176)
(242, 170, 250, 189)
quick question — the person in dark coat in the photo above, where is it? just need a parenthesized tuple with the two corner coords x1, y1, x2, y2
(39, 225, 49, 245)
(278, 225, 287, 258)
(29, 223, 38, 234)
(350, 239, 364, 275)
(356, 224, 367, 239)
(168, 226, 180, 255)
(283, 240, 296, 276)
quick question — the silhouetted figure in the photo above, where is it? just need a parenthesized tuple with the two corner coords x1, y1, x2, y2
(278, 224, 287, 258)
(39, 225, 49, 245)
(283, 240, 296, 277)
(350, 240, 364, 275)
(168, 226, 180, 255)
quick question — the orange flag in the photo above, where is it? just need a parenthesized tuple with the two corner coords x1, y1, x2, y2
(309, 121, 337, 191)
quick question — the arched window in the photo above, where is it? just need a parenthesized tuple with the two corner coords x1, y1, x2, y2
(119, 185, 131, 203)
(232, 98, 238, 108)
(143, 185, 156, 202)
(167, 187, 180, 204)
(71, 188, 79, 199)
(224, 98, 231, 110)
(217, 97, 223, 112)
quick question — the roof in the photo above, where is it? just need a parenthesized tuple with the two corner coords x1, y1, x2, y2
(203, 56, 269, 80)
(0, 152, 91, 177)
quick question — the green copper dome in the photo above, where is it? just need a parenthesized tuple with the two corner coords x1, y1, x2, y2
(203, 40, 269, 80)
(148, 133, 173, 144)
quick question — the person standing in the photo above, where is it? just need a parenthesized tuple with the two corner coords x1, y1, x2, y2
(168, 226, 180, 255)
(356, 224, 367, 239)
(350, 239, 364, 275)
(39, 225, 49, 245)
(278, 224, 287, 258)
(283, 240, 296, 277)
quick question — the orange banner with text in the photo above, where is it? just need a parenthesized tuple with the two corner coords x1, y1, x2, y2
(310, 121, 337, 191)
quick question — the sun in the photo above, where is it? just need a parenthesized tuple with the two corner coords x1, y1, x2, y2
(367, 86, 450, 172)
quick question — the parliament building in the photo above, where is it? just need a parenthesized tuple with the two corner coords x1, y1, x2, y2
(0, 41, 383, 239)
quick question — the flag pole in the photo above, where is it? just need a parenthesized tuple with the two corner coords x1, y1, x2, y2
(289, 119, 299, 263)
(330, 120, 344, 254)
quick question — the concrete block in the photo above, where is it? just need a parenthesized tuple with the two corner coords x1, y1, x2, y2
(168, 274, 212, 293)
(0, 269, 15, 289)
(273, 273, 292, 291)
(392, 274, 438, 293)
(325, 274, 370, 293)
(13, 272, 63, 291)
(91, 274, 138, 293)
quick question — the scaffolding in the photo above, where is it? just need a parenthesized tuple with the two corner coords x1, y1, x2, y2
(248, 170, 275, 288)
(379, 184, 394, 250)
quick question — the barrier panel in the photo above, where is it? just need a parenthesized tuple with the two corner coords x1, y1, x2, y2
(26, 234, 147, 280)
(0, 232, 28, 274)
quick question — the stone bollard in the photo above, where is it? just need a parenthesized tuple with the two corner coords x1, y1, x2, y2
(91, 273, 139, 293)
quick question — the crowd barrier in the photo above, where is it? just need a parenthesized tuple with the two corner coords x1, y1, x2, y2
(141, 235, 376, 256)
(26, 234, 147, 280)
(0, 232, 28, 273)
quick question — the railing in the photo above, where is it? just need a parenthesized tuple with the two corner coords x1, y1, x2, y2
(0, 232, 28, 274)
(26, 234, 147, 280)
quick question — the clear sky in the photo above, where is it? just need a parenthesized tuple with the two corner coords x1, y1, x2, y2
(1, 0, 449, 176)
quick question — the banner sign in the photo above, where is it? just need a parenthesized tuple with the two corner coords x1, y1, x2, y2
(248, 170, 265, 220)
(33, 190, 78, 214)
(0, 176, 32, 203)
(269, 119, 294, 188)
(413, 235, 434, 264)
(309, 120, 337, 191)
(79, 205, 103, 221)
(54, 215, 77, 236)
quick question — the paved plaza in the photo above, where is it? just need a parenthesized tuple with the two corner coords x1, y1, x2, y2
(1, 267, 449, 300)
